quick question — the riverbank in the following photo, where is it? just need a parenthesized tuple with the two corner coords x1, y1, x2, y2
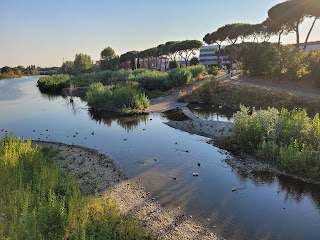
(33, 141, 218, 240)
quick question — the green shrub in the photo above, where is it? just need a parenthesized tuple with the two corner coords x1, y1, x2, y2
(186, 64, 205, 78)
(86, 83, 149, 111)
(133, 71, 169, 91)
(169, 61, 179, 70)
(168, 68, 192, 87)
(86, 82, 114, 111)
(231, 106, 320, 180)
(37, 75, 70, 93)
(207, 65, 219, 76)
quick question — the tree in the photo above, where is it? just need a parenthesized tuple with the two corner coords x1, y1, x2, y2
(120, 51, 138, 70)
(302, 0, 320, 50)
(138, 47, 157, 69)
(190, 57, 199, 66)
(217, 24, 245, 68)
(1, 66, 13, 74)
(12, 67, 22, 75)
(174, 40, 203, 66)
(100, 47, 120, 71)
(74, 53, 93, 74)
(268, 1, 305, 49)
(61, 61, 75, 75)
(203, 31, 226, 67)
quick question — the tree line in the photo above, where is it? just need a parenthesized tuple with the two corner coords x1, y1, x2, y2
(0, 65, 39, 79)
(60, 40, 203, 75)
(204, 0, 319, 51)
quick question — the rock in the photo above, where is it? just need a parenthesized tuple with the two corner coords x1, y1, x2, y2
(232, 188, 236, 192)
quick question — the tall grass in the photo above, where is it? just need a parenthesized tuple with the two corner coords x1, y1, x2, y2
(0, 135, 152, 239)
(181, 80, 320, 116)
(86, 82, 149, 111)
(232, 106, 320, 180)
(168, 68, 192, 87)
(37, 75, 70, 93)
(187, 64, 206, 78)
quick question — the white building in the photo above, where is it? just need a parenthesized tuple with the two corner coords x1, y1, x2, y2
(199, 45, 230, 67)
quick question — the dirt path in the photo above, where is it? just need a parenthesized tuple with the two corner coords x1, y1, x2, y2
(33, 141, 218, 240)
(146, 73, 226, 113)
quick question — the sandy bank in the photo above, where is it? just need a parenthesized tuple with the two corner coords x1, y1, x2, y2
(33, 141, 218, 240)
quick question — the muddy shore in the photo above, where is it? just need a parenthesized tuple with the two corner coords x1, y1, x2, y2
(33, 141, 219, 240)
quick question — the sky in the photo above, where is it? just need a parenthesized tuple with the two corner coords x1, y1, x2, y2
(1, 0, 320, 67)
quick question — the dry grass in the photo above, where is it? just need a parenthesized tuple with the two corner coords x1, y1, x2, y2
(182, 80, 320, 116)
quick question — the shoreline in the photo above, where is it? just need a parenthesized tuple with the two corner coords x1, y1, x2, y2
(33, 140, 218, 240)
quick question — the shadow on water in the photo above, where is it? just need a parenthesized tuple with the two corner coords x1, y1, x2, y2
(187, 103, 235, 122)
(88, 110, 149, 131)
(163, 109, 191, 121)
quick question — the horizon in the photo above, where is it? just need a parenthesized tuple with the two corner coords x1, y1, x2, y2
(1, 0, 320, 67)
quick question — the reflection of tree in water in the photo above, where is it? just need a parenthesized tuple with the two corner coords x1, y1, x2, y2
(42, 92, 67, 101)
(277, 175, 320, 209)
(234, 169, 275, 186)
(88, 110, 148, 131)
(233, 167, 320, 209)
(187, 103, 235, 121)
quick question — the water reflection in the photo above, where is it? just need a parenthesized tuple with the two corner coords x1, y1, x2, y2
(163, 109, 191, 121)
(89, 110, 149, 131)
(188, 103, 235, 122)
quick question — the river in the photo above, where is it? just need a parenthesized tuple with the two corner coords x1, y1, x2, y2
(0, 76, 320, 239)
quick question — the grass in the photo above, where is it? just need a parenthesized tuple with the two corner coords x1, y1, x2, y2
(86, 83, 149, 112)
(37, 75, 71, 93)
(0, 135, 152, 240)
(180, 79, 320, 116)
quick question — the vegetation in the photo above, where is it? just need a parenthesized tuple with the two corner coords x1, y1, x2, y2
(74, 53, 93, 75)
(0, 135, 152, 239)
(100, 47, 120, 71)
(206, 65, 219, 76)
(230, 106, 320, 180)
(179, 79, 320, 116)
(37, 75, 71, 93)
(86, 83, 149, 111)
(0, 65, 39, 79)
(187, 64, 206, 78)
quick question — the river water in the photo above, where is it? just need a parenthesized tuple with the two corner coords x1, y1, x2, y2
(1, 76, 320, 240)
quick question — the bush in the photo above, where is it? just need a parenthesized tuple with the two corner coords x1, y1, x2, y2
(207, 65, 219, 76)
(132, 71, 169, 91)
(169, 61, 179, 70)
(86, 82, 114, 111)
(86, 83, 149, 111)
(186, 64, 206, 78)
(37, 75, 70, 93)
(168, 68, 192, 87)
(231, 106, 320, 180)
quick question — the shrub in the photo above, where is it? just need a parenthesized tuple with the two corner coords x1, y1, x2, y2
(133, 71, 169, 91)
(86, 82, 114, 111)
(37, 75, 70, 93)
(231, 106, 320, 180)
(169, 61, 179, 70)
(186, 64, 206, 78)
(86, 83, 149, 111)
(168, 68, 192, 87)
(207, 65, 219, 76)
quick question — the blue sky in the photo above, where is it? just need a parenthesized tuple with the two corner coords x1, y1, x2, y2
(1, 0, 320, 67)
